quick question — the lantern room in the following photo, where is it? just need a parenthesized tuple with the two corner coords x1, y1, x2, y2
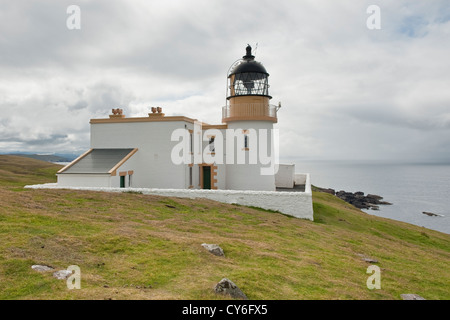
(223, 45, 278, 123)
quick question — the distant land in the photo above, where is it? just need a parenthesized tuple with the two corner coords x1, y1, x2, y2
(3, 152, 78, 163)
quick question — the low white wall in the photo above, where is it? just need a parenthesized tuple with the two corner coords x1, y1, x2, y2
(25, 182, 314, 221)
(275, 164, 295, 188)
(294, 173, 307, 186)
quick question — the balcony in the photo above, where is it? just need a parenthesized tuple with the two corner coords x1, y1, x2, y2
(222, 103, 278, 123)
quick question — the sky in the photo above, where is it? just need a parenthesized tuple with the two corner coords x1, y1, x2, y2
(0, 0, 449, 163)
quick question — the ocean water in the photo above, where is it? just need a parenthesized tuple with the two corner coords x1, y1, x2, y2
(291, 160, 450, 235)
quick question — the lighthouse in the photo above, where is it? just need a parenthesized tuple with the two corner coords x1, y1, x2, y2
(223, 45, 279, 191)
(54, 44, 313, 219)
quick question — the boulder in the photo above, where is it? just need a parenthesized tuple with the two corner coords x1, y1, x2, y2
(202, 243, 225, 257)
(357, 253, 378, 263)
(53, 270, 73, 280)
(31, 265, 54, 272)
(214, 278, 248, 300)
(335, 190, 392, 209)
(367, 194, 383, 200)
(401, 294, 426, 300)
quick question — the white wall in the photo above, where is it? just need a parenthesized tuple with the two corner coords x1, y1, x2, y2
(294, 173, 307, 186)
(225, 121, 276, 191)
(275, 164, 295, 188)
(56, 174, 111, 187)
(26, 180, 314, 221)
(110, 152, 139, 188)
(90, 121, 190, 189)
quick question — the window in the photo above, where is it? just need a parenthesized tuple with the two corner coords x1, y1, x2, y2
(189, 131, 193, 153)
(209, 136, 215, 152)
(189, 166, 193, 187)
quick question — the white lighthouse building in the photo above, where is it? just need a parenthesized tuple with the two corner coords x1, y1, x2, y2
(57, 46, 306, 194)
(49, 45, 314, 219)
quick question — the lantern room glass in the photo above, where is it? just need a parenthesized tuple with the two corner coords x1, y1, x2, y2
(229, 72, 270, 97)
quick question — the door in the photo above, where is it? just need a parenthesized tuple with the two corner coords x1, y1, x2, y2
(120, 175, 125, 188)
(202, 166, 211, 189)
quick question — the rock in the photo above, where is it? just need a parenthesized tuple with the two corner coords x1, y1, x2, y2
(214, 278, 248, 300)
(367, 194, 383, 200)
(53, 270, 73, 280)
(201, 243, 225, 257)
(357, 253, 378, 263)
(422, 211, 440, 217)
(334, 190, 392, 209)
(31, 265, 54, 272)
(401, 294, 426, 300)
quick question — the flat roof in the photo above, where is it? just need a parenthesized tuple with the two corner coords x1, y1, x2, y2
(90, 116, 201, 124)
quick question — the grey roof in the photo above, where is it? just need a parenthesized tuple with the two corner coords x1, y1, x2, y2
(62, 148, 136, 174)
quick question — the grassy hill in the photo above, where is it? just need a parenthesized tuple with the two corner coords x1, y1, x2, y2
(0, 155, 449, 300)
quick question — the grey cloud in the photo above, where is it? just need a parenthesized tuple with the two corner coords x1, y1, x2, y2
(0, 0, 449, 162)
(69, 100, 88, 111)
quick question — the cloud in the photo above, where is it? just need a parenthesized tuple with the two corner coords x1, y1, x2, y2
(0, 0, 449, 162)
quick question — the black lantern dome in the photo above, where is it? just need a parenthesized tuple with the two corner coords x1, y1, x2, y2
(227, 45, 271, 99)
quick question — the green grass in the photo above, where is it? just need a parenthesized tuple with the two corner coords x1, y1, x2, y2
(0, 155, 449, 300)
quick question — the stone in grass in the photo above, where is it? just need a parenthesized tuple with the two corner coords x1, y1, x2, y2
(53, 270, 73, 280)
(214, 278, 248, 300)
(356, 253, 378, 264)
(31, 265, 54, 272)
(201, 243, 225, 257)
(401, 294, 426, 300)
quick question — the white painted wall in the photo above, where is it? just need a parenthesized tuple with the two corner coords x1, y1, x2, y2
(275, 164, 295, 188)
(56, 174, 111, 187)
(25, 182, 314, 221)
(110, 152, 139, 188)
(295, 173, 307, 186)
(225, 121, 276, 191)
(60, 117, 298, 193)
(90, 121, 191, 189)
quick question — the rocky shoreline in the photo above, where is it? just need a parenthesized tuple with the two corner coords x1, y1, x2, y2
(314, 187, 392, 210)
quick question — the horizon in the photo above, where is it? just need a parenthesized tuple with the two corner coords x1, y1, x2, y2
(3, 151, 450, 166)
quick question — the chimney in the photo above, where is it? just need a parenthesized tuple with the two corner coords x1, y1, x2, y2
(148, 106, 165, 117)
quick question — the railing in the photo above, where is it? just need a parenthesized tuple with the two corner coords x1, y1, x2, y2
(222, 103, 278, 121)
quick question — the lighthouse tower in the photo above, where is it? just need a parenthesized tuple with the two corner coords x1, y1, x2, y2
(223, 45, 279, 191)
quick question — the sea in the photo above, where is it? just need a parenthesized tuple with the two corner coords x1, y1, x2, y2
(291, 160, 450, 235)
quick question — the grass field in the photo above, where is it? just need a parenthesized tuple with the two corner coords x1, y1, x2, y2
(0, 155, 449, 300)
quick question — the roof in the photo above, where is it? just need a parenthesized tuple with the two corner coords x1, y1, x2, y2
(89, 115, 201, 124)
(58, 148, 138, 174)
(229, 60, 268, 76)
(228, 45, 269, 77)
